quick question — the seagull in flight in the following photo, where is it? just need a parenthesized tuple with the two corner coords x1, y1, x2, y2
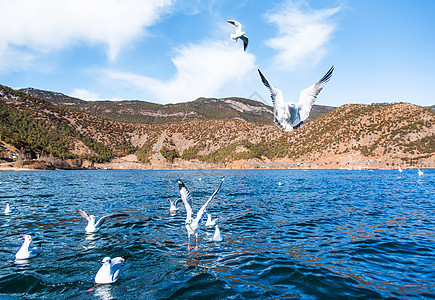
(76, 209, 128, 233)
(227, 20, 248, 51)
(258, 66, 334, 132)
(178, 178, 224, 250)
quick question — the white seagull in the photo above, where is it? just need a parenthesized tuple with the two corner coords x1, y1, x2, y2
(76, 209, 128, 233)
(258, 66, 334, 132)
(205, 214, 218, 227)
(418, 169, 424, 177)
(4, 203, 12, 214)
(227, 20, 248, 51)
(15, 234, 42, 260)
(178, 178, 224, 250)
(212, 225, 223, 242)
(167, 198, 182, 214)
(94, 256, 125, 284)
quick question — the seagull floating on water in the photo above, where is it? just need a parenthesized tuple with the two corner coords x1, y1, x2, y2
(4, 203, 13, 214)
(418, 169, 423, 176)
(167, 198, 181, 214)
(212, 225, 223, 242)
(15, 234, 41, 260)
(227, 20, 248, 51)
(76, 209, 128, 233)
(94, 256, 125, 284)
(178, 178, 224, 250)
(205, 214, 218, 227)
(258, 66, 334, 132)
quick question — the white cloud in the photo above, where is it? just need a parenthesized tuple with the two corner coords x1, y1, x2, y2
(104, 40, 256, 103)
(71, 89, 99, 101)
(0, 0, 172, 68)
(265, 1, 340, 70)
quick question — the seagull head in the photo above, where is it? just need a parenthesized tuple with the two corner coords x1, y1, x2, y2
(20, 234, 31, 242)
(100, 257, 111, 265)
(185, 216, 193, 226)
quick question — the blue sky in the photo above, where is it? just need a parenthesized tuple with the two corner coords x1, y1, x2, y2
(0, 0, 434, 107)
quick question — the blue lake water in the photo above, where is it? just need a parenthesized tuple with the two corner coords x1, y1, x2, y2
(0, 169, 434, 299)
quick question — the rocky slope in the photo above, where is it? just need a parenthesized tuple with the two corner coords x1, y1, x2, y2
(20, 88, 335, 125)
(1, 85, 434, 170)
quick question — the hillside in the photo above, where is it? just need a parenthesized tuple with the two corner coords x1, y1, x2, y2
(20, 88, 335, 125)
(0, 85, 143, 168)
(2, 84, 434, 170)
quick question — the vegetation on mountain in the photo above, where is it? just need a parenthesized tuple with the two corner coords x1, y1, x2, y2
(1, 84, 434, 169)
(20, 88, 335, 125)
(0, 85, 137, 164)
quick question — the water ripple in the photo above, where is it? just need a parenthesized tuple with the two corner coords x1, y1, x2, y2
(0, 169, 434, 299)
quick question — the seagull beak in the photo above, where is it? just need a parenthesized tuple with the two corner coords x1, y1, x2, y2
(20, 234, 25, 237)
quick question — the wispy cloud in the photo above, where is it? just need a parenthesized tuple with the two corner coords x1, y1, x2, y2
(71, 89, 99, 101)
(0, 0, 172, 68)
(103, 40, 256, 103)
(265, 1, 340, 70)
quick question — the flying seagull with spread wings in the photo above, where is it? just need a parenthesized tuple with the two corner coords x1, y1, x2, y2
(258, 66, 334, 132)
(227, 19, 248, 51)
(178, 178, 224, 250)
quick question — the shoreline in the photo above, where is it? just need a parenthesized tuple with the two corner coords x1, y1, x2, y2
(1, 166, 432, 171)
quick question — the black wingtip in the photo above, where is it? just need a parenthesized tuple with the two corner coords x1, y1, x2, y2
(319, 66, 334, 84)
(178, 179, 185, 189)
(257, 69, 270, 88)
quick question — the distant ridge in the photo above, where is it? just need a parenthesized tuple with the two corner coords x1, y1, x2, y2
(1, 84, 433, 170)
(19, 88, 336, 125)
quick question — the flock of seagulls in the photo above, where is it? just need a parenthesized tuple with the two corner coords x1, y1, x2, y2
(2, 18, 428, 291)
(226, 19, 334, 132)
(4, 177, 225, 289)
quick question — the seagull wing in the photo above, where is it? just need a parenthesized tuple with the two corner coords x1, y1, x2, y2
(111, 257, 125, 266)
(178, 179, 193, 219)
(258, 69, 285, 107)
(76, 209, 90, 220)
(240, 35, 248, 51)
(95, 213, 128, 228)
(227, 19, 242, 34)
(298, 66, 334, 121)
(258, 69, 290, 130)
(174, 198, 183, 206)
(195, 178, 224, 223)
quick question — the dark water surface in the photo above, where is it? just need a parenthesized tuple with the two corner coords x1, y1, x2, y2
(0, 169, 434, 299)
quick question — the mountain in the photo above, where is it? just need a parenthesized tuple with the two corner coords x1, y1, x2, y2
(2, 84, 434, 170)
(19, 88, 335, 125)
(20, 88, 87, 105)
